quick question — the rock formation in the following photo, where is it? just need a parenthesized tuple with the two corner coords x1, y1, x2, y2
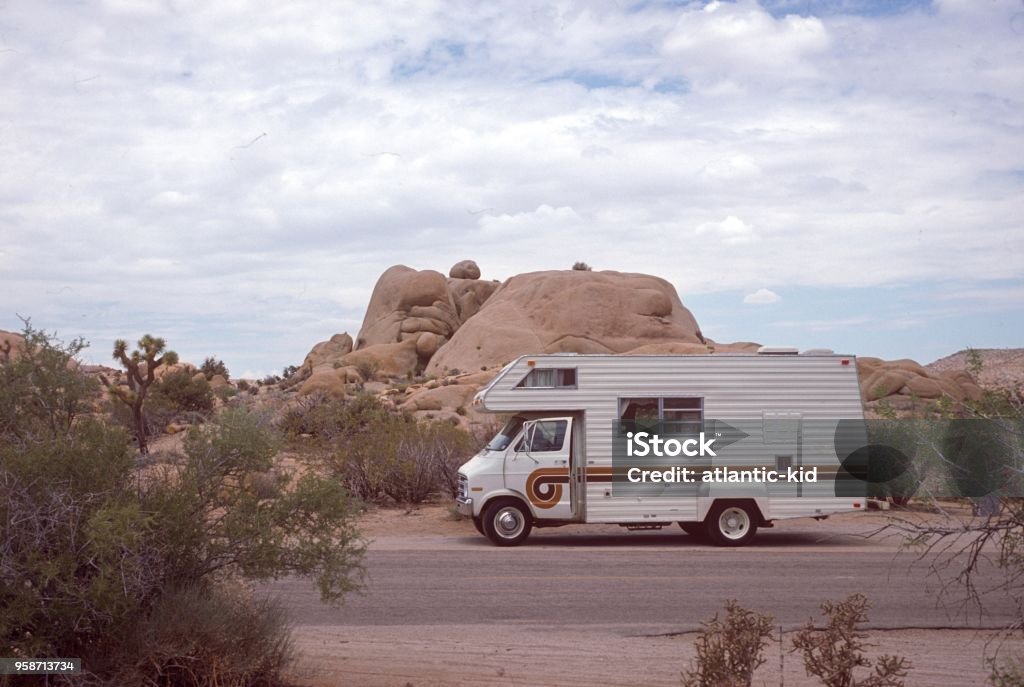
(425, 269, 704, 374)
(293, 262, 995, 423)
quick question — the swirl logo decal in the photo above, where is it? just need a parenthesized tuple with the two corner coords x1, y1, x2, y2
(526, 468, 570, 509)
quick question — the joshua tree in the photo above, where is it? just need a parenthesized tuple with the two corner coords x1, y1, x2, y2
(102, 335, 178, 454)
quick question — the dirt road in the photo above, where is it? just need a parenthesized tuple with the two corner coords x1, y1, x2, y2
(269, 507, 1021, 686)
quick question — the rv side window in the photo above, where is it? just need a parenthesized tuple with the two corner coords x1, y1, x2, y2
(619, 398, 660, 433)
(515, 368, 577, 389)
(663, 397, 702, 435)
(619, 397, 703, 435)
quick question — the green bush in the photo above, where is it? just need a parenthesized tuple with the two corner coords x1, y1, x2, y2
(107, 368, 214, 439)
(0, 321, 97, 445)
(200, 356, 229, 381)
(1, 326, 366, 685)
(154, 368, 215, 414)
(321, 405, 478, 504)
(278, 392, 395, 442)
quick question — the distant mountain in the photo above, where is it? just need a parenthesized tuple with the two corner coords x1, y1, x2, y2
(927, 349, 1024, 393)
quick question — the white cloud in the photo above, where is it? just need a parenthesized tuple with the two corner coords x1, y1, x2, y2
(695, 216, 758, 245)
(0, 0, 1021, 371)
(743, 288, 780, 305)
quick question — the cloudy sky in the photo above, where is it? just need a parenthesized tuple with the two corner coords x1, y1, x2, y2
(2, 0, 1021, 377)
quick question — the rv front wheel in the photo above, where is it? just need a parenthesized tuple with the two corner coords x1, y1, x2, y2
(706, 502, 758, 547)
(482, 499, 532, 547)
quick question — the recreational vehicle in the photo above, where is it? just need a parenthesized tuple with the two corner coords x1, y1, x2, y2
(454, 349, 867, 547)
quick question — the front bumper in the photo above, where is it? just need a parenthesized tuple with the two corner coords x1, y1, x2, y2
(455, 496, 474, 517)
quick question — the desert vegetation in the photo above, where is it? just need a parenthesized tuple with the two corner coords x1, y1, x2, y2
(0, 324, 366, 686)
(868, 352, 1024, 684)
(278, 392, 479, 504)
(683, 596, 909, 687)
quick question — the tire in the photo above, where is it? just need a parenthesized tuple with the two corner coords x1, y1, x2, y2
(472, 516, 485, 535)
(705, 502, 758, 547)
(678, 522, 704, 537)
(481, 499, 533, 547)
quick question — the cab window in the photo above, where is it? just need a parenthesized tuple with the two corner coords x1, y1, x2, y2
(522, 419, 568, 452)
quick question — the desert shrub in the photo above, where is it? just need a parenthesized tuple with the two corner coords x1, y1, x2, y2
(278, 393, 396, 442)
(1, 327, 366, 685)
(0, 321, 97, 446)
(237, 379, 251, 392)
(572, 261, 592, 271)
(214, 384, 239, 402)
(990, 656, 1024, 687)
(308, 396, 478, 503)
(115, 583, 293, 687)
(154, 368, 215, 414)
(200, 356, 230, 381)
(682, 599, 774, 687)
(108, 368, 214, 439)
(355, 360, 379, 382)
(791, 594, 909, 687)
(147, 408, 366, 600)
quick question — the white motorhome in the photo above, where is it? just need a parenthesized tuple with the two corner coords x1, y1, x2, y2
(455, 349, 867, 546)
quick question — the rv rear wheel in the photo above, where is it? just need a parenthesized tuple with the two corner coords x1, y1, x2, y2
(482, 499, 533, 547)
(706, 502, 758, 547)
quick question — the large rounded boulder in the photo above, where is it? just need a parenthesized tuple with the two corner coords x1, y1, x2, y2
(425, 270, 705, 375)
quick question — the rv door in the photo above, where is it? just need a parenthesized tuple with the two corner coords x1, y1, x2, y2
(506, 417, 574, 520)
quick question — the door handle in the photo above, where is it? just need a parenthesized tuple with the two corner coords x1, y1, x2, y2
(555, 459, 568, 465)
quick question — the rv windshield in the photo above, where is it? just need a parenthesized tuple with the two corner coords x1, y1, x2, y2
(485, 417, 526, 452)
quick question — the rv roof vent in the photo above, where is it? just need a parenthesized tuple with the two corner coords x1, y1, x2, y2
(800, 348, 835, 355)
(757, 346, 799, 355)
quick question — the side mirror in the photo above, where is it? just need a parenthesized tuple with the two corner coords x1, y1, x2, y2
(515, 422, 536, 452)
(515, 422, 539, 462)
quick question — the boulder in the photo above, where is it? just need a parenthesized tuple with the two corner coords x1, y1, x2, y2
(709, 341, 763, 354)
(355, 266, 457, 348)
(298, 371, 348, 399)
(448, 278, 499, 321)
(301, 333, 353, 375)
(449, 259, 481, 280)
(338, 339, 419, 379)
(415, 332, 445, 360)
(859, 357, 984, 405)
(208, 374, 229, 388)
(401, 384, 477, 412)
(900, 375, 944, 399)
(452, 370, 498, 386)
(426, 270, 704, 375)
(627, 342, 712, 355)
(0, 329, 26, 361)
(862, 368, 915, 401)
